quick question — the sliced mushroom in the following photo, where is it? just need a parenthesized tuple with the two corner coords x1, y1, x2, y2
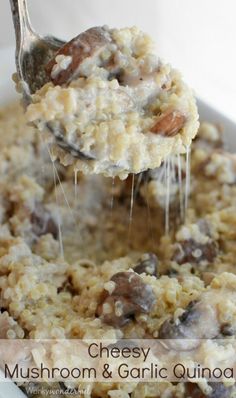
(96, 271, 156, 327)
(159, 296, 219, 350)
(150, 110, 186, 137)
(31, 203, 58, 239)
(133, 253, 158, 276)
(172, 238, 218, 265)
(159, 301, 199, 340)
(172, 219, 218, 266)
(202, 272, 216, 287)
(46, 27, 112, 85)
(220, 323, 236, 337)
(185, 382, 234, 398)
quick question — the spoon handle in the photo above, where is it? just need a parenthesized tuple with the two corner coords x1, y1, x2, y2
(9, 0, 33, 50)
(9, 0, 36, 103)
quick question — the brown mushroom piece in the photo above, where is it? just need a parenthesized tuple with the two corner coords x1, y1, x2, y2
(133, 253, 158, 277)
(159, 297, 219, 350)
(31, 203, 58, 239)
(172, 220, 218, 265)
(220, 323, 236, 337)
(202, 272, 216, 287)
(185, 382, 234, 398)
(96, 272, 156, 327)
(159, 301, 200, 340)
(172, 239, 218, 265)
(150, 110, 186, 137)
(45, 27, 112, 85)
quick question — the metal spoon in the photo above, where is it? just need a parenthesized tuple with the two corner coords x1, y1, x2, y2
(9, 0, 94, 160)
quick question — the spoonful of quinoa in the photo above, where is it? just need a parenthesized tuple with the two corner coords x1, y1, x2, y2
(10, 0, 199, 179)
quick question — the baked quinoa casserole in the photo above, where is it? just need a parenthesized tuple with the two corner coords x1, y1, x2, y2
(0, 98, 236, 397)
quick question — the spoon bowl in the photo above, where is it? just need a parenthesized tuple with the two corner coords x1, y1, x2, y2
(10, 0, 94, 160)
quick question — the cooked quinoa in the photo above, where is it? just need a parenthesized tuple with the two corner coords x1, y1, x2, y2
(26, 26, 199, 179)
(1, 100, 236, 397)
